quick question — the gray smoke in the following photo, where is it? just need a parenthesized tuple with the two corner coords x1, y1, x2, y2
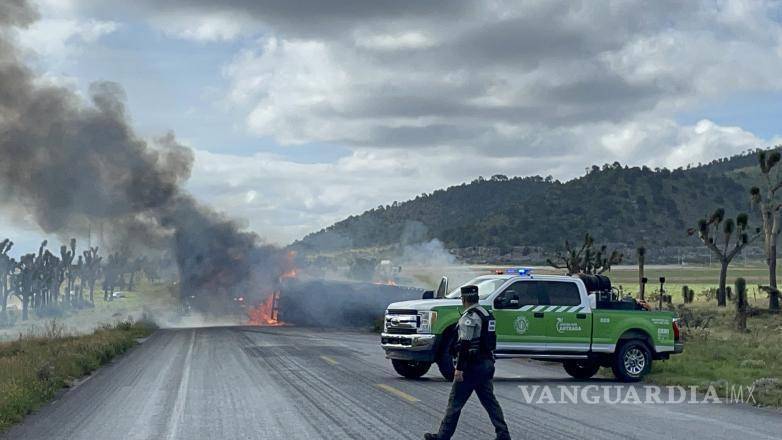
(0, 0, 286, 311)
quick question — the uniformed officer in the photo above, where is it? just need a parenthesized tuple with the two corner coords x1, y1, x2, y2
(425, 285, 512, 440)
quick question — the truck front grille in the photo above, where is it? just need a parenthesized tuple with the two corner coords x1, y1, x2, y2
(381, 335, 414, 346)
(385, 312, 419, 335)
(386, 328, 417, 335)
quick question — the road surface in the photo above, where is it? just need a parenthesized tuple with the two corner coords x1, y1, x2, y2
(5, 327, 781, 439)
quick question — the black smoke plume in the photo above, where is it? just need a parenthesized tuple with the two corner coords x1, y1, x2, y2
(0, 0, 285, 311)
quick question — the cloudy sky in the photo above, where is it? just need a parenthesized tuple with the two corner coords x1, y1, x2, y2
(6, 0, 782, 246)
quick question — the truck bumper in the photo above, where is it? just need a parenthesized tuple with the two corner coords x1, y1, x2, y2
(380, 333, 439, 362)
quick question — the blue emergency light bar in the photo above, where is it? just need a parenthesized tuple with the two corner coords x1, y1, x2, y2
(505, 267, 533, 276)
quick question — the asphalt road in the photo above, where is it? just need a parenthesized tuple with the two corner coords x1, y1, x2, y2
(5, 327, 781, 440)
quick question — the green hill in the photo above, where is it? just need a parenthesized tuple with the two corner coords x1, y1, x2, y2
(294, 149, 774, 254)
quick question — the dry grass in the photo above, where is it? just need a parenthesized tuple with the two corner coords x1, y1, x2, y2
(0, 319, 155, 431)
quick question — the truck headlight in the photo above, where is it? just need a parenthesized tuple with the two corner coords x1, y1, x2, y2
(417, 311, 437, 334)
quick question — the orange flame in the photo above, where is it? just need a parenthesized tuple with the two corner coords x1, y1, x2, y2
(281, 268, 297, 279)
(247, 292, 283, 326)
(374, 279, 397, 286)
(246, 251, 297, 326)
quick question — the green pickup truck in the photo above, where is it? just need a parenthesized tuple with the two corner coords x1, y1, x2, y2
(381, 269, 683, 382)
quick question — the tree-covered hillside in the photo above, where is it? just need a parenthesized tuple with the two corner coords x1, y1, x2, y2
(294, 149, 773, 253)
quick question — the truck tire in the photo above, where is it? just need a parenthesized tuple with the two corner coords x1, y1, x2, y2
(563, 360, 600, 380)
(436, 331, 457, 381)
(391, 360, 431, 379)
(611, 340, 652, 382)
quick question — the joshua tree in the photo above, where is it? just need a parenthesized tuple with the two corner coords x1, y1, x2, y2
(750, 149, 782, 311)
(637, 246, 646, 300)
(735, 277, 748, 332)
(0, 239, 14, 314)
(14, 251, 38, 321)
(688, 209, 760, 307)
(82, 247, 101, 304)
(127, 256, 145, 291)
(103, 250, 129, 300)
(681, 285, 695, 304)
(547, 233, 623, 275)
(74, 255, 84, 305)
(60, 239, 76, 306)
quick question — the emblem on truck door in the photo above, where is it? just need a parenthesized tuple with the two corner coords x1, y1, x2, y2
(514, 316, 529, 334)
(556, 317, 582, 333)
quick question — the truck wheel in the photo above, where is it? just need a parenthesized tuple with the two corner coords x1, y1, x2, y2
(563, 360, 600, 380)
(391, 360, 431, 379)
(611, 340, 652, 382)
(436, 331, 457, 381)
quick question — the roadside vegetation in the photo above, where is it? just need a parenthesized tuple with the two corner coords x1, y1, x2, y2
(646, 305, 782, 407)
(0, 319, 155, 431)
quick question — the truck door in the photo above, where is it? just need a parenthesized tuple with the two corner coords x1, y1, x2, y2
(539, 281, 592, 353)
(492, 280, 547, 352)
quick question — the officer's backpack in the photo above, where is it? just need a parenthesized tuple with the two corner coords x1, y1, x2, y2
(472, 306, 497, 355)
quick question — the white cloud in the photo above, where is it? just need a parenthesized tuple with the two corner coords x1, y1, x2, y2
(18, 17, 117, 61)
(354, 30, 436, 50)
(150, 11, 257, 42)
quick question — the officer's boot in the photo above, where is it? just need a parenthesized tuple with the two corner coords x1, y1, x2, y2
(423, 434, 441, 440)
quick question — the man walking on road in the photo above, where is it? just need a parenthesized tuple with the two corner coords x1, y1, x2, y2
(425, 285, 512, 440)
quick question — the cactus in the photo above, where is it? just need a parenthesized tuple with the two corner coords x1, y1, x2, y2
(82, 247, 102, 304)
(735, 277, 748, 332)
(681, 285, 697, 304)
(547, 233, 623, 275)
(637, 247, 646, 301)
(0, 239, 14, 315)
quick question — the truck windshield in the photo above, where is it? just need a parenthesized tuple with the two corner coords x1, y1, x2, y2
(445, 277, 506, 299)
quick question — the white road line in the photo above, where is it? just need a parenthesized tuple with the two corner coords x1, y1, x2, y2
(166, 329, 196, 440)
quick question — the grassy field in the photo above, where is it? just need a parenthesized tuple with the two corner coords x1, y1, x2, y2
(0, 319, 156, 431)
(645, 305, 782, 407)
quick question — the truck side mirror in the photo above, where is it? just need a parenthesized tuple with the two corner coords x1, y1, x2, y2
(495, 290, 519, 309)
(422, 290, 434, 299)
(435, 276, 448, 299)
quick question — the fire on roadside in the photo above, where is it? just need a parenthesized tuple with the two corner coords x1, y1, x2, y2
(247, 291, 282, 326)
(374, 279, 397, 286)
(246, 251, 297, 326)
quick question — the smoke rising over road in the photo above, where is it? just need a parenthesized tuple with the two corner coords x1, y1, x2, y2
(0, 0, 285, 311)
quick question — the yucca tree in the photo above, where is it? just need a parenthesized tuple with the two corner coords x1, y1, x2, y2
(82, 247, 101, 304)
(637, 246, 646, 300)
(59, 239, 76, 306)
(547, 233, 623, 275)
(0, 239, 14, 314)
(750, 149, 782, 311)
(688, 209, 760, 307)
(735, 277, 748, 332)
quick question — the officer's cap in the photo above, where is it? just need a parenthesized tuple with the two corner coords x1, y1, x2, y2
(461, 285, 479, 301)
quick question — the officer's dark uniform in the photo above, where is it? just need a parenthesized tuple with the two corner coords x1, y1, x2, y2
(426, 285, 511, 440)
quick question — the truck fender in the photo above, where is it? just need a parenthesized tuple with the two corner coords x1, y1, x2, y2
(617, 329, 653, 350)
